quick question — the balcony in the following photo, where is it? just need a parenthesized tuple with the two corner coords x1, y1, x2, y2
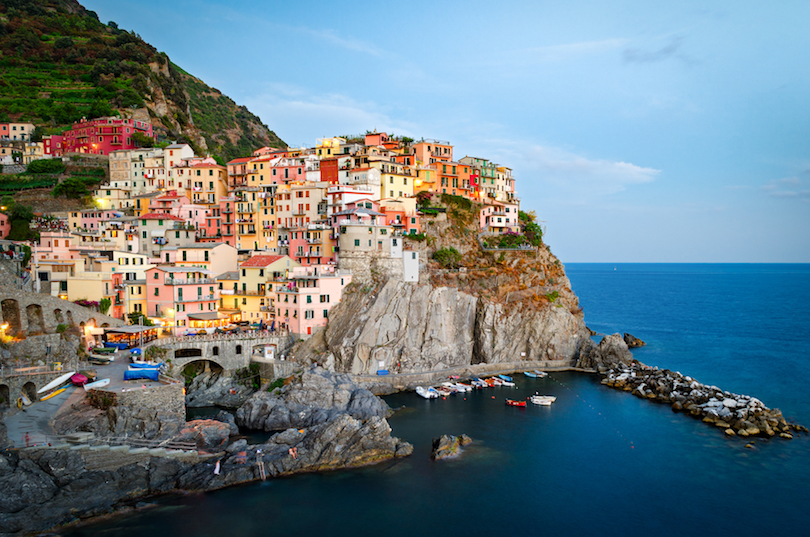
(173, 222, 196, 230)
(176, 294, 216, 302)
(165, 277, 214, 285)
(234, 289, 266, 296)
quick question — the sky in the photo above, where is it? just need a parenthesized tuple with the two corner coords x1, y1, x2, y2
(81, 0, 810, 263)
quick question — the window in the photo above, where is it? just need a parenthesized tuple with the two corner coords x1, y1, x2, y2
(153, 272, 159, 279)
(307, 295, 312, 303)
(323, 310, 329, 319)
(236, 345, 242, 354)
(154, 288, 159, 296)
(354, 239, 360, 247)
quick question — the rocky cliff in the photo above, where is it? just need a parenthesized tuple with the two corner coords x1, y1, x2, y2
(296, 248, 595, 376)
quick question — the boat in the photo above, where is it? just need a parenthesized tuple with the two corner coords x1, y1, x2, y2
(416, 386, 439, 399)
(524, 371, 540, 378)
(84, 378, 110, 391)
(41, 387, 67, 401)
(505, 398, 526, 407)
(70, 373, 88, 386)
(533, 370, 548, 378)
(435, 386, 453, 397)
(89, 355, 112, 365)
(91, 347, 116, 354)
(500, 379, 516, 387)
(37, 372, 76, 394)
(497, 374, 513, 382)
(486, 377, 502, 387)
(529, 394, 557, 406)
(471, 378, 488, 388)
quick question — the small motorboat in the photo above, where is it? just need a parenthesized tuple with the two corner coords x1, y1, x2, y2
(533, 370, 548, 378)
(84, 378, 110, 391)
(435, 386, 453, 397)
(505, 398, 526, 407)
(71, 373, 88, 386)
(89, 354, 112, 365)
(529, 394, 557, 406)
(500, 379, 516, 387)
(497, 374, 513, 382)
(452, 382, 473, 392)
(486, 377, 502, 387)
(91, 347, 116, 355)
(471, 378, 488, 388)
(416, 386, 439, 399)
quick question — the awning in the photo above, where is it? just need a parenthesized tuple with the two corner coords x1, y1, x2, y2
(187, 312, 229, 321)
(105, 326, 156, 334)
(151, 229, 167, 237)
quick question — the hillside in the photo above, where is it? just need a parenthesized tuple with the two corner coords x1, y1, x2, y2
(0, 0, 285, 161)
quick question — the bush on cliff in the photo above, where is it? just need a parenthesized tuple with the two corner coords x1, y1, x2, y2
(433, 247, 462, 269)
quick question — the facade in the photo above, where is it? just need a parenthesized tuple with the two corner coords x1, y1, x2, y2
(61, 117, 153, 155)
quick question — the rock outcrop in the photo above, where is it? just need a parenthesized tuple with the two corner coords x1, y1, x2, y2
(52, 397, 185, 441)
(236, 366, 390, 431)
(623, 333, 646, 348)
(297, 279, 592, 375)
(185, 371, 254, 409)
(576, 333, 634, 370)
(172, 420, 231, 452)
(431, 434, 472, 460)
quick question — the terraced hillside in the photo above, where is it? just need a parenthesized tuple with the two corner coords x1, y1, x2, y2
(0, 0, 285, 161)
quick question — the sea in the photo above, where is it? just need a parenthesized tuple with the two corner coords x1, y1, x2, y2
(65, 264, 810, 537)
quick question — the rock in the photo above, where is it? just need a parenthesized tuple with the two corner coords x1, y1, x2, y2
(724, 428, 735, 436)
(623, 333, 646, 348)
(226, 439, 248, 453)
(173, 420, 231, 453)
(185, 371, 254, 409)
(214, 410, 240, 436)
(236, 365, 390, 431)
(577, 334, 634, 369)
(431, 434, 471, 460)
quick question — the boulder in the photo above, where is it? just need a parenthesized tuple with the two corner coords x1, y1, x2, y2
(577, 333, 634, 369)
(214, 410, 240, 436)
(431, 434, 472, 460)
(623, 333, 646, 348)
(173, 419, 231, 453)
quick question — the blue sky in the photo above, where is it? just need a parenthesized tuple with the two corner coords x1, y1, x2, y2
(82, 0, 810, 262)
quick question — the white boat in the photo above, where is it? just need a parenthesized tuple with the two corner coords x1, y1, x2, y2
(84, 378, 111, 391)
(530, 394, 557, 406)
(500, 380, 516, 387)
(416, 386, 439, 399)
(37, 371, 76, 394)
(451, 382, 472, 392)
(435, 386, 453, 397)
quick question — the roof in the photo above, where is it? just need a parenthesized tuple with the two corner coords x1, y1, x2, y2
(153, 266, 215, 274)
(216, 271, 240, 280)
(332, 207, 385, 217)
(227, 157, 253, 165)
(139, 213, 184, 221)
(240, 255, 285, 268)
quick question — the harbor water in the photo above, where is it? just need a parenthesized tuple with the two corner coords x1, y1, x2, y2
(64, 264, 810, 536)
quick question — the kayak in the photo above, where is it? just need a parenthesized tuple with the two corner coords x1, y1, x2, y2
(41, 387, 67, 401)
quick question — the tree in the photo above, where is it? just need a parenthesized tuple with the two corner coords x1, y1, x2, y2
(131, 131, 155, 148)
(127, 311, 154, 326)
(519, 210, 537, 224)
(52, 177, 88, 199)
(433, 247, 462, 269)
(27, 158, 65, 174)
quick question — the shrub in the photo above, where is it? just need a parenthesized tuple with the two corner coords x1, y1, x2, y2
(406, 232, 427, 242)
(433, 247, 462, 269)
(98, 297, 111, 315)
(52, 177, 88, 198)
(56, 323, 67, 333)
(545, 291, 559, 303)
(26, 158, 65, 174)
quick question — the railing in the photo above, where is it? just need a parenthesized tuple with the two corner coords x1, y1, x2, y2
(234, 289, 266, 296)
(165, 278, 214, 285)
(176, 294, 216, 302)
(158, 330, 286, 345)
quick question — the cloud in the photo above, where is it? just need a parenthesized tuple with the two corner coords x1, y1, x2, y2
(522, 144, 660, 195)
(761, 177, 810, 200)
(623, 35, 696, 64)
(296, 27, 385, 57)
(242, 85, 418, 147)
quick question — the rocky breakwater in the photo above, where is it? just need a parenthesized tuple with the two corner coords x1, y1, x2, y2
(602, 362, 808, 439)
(185, 371, 254, 409)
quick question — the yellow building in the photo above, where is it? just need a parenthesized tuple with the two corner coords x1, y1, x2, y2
(235, 255, 300, 324)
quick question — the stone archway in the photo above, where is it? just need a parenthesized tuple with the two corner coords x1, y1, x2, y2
(22, 381, 37, 403)
(180, 359, 224, 386)
(1, 299, 21, 335)
(26, 304, 45, 335)
(0, 384, 9, 408)
(54, 309, 64, 323)
(66, 310, 75, 327)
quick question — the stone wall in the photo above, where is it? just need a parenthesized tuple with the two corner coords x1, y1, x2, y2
(153, 334, 295, 375)
(0, 284, 123, 338)
(114, 382, 186, 421)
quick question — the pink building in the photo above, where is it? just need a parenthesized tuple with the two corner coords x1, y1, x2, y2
(35, 231, 79, 261)
(43, 134, 64, 157)
(0, 212, 10, 240)
(198, 196, 237, 247)
(479, 201, 520, 233)
(61, 117, 153, 156)
(145, 266, 222, 335)
(273, 265, 352, 337)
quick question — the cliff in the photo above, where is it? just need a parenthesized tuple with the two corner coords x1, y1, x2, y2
(295, 212, 596, 377)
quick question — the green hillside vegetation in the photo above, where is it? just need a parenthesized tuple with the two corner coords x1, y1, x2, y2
(0, 0, 285, 161)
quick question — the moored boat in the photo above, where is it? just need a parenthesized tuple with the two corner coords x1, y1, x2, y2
(529, 394, 557, 405)
(533, 370, 548, 378)
(524, 371, 540, 378)
(505, 398, 526, 407)
(416, 386, 439, 399)
(435, 386, 453, 397)
(498, 374, 513, 382)
(40, 387, 67, 401)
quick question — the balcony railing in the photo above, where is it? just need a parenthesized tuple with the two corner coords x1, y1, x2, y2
(165, 278, 214, 285)
(176, 294, 216, 302)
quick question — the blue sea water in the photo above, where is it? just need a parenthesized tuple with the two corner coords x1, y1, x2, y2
(65, 264, 810, 537)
